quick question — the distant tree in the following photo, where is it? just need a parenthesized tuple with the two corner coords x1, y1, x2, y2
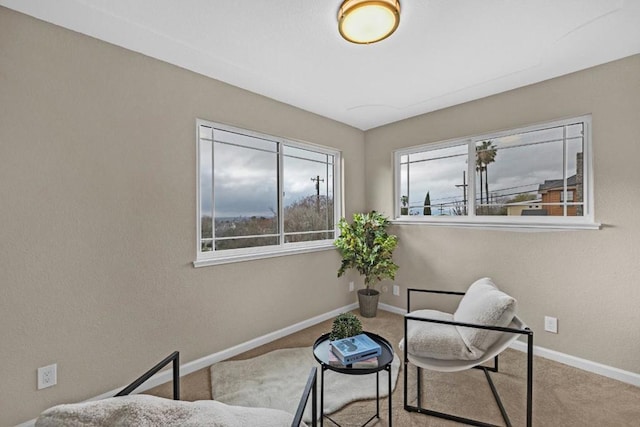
(201, 216, 213, 238)
(476, 141, 498, 210)
(506, 193, 538, 204)
(283, 194, 334, 242)
(423, 191, 431, 215)
(201, 215, 213, 251)
(214, 214, 278, 250)
(451, 200, 465, 216)
(208, 194, 335, 249)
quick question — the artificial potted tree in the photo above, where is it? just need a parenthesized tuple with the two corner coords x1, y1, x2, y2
(335, 211, 399, 317)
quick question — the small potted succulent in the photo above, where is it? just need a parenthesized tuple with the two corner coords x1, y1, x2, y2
(329, 312, 363, 341)
(334, 211, 399, 317)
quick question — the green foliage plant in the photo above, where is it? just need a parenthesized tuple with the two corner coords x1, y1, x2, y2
(334, 211, 399, 290)
(329, 312, 363, 341)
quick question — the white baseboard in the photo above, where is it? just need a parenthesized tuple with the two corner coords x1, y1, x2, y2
(509, 340, 640, 387)
(379, 303, 640, 388)
(378, 302, 406, 315)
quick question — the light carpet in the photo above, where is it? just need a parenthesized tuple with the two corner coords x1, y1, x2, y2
(210, 346, 400, 423)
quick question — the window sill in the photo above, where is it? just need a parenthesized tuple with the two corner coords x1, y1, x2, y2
(193, 241, 337, 267)
(391, 217, 601, 232)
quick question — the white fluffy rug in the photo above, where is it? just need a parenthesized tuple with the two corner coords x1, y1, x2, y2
(210, 346, 400, 423)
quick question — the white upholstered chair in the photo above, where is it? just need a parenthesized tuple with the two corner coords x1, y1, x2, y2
(400, 277, 533, 427)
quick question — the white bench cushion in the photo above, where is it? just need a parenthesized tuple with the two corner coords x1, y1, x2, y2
(35, 394, 301, 427)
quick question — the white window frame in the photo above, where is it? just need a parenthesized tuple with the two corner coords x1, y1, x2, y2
(393, 115, 600, 231)
(194, 119, 342, 267)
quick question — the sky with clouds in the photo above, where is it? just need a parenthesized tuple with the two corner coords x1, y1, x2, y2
(200, 127, 334, 219)
(401, 123, 583, 215)
(201, 122, 583, 220)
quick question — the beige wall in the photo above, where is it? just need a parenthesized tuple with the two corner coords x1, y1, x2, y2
(0, 8, 364, 425)
(2, 5, 640, 425)
(366, 55, 640, 374)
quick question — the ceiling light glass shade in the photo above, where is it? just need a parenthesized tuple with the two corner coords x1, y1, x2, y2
(338, 0, 400, 44)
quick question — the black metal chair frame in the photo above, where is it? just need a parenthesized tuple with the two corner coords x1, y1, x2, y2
(292, 367, 318, 427)
(113, 350, 317, 427)
(115, 350, 180, 399)
(403, 288, 533, 427)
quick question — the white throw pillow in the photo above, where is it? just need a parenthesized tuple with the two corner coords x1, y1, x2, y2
(404, 309, 476, 360)
(454, 277, 517, 357)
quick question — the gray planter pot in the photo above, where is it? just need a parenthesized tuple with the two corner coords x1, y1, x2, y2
(357, 288, 380, 318)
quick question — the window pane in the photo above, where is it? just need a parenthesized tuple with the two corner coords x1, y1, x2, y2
(399, 163, 408, 215)
(285, 231, 335, 243)
(475, 124, 586, 216)
(283, 147, 334, 241)
(200, 138, 213, 252)
(566, 123, 583, 139)
(214, 128, 277, 153)
(394, 116, 591, 225)
(405, 144, 468, 216)
(477, 137, 564, 216)
(284, 145, 332, 163)
(213, 135, 278, 250)
(199, 124, 213, 140)
(566, 125, 584, 216)
(197, 120, 342, 260)
(215, 235, 279, 251)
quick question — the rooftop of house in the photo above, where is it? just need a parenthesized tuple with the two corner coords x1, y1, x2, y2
(538, 175, 578, 192)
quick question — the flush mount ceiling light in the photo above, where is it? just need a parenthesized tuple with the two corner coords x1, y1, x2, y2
(338, 0, 400, 44)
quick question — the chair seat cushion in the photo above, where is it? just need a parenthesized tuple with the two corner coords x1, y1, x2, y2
(403, 309, 477, 360)
(454, 277, 517, 356)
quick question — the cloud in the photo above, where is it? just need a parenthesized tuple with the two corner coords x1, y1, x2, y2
(403, 134, 583, 211)
(202, 140, 335, 218)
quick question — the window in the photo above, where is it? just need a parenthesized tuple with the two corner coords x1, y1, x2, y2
(195, 120, 341, 266)
(394, 115, 599, 230)
(560, 191, 574, 202)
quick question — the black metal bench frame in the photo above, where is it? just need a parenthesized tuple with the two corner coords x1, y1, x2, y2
(115, 351, 318, 427)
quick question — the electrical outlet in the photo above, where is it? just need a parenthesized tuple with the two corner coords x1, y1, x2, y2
(348, 281, 354, 292)
(38, 363, 57, 390)
(392, 285, 400, 296)
(544, 316, 558, 334)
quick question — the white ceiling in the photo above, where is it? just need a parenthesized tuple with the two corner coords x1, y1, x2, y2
(2, 0, 640, 130)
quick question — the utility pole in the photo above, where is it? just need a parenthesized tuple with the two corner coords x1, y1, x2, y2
(311, 175, 324, 212)
(455, 171, 468, 215)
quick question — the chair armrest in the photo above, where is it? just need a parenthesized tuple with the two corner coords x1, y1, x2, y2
(115, 351, 180, 400)
(407, 288, 465, 313)
(291, 367, 317, 427)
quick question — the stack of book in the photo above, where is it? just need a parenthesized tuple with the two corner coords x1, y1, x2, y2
(328, 333, 381, 368)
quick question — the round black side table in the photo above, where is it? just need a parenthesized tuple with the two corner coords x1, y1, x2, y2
(312, 332, 394, 427)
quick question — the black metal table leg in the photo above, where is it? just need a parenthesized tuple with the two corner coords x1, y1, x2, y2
(388, 365, 392, 427)
(320, 365, 325, 427)
(376, 371, 380, 418)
